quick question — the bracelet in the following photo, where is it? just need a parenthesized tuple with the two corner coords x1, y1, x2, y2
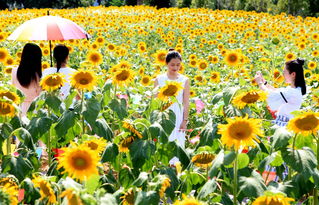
(264, 81, 268, 85)
(183, 119, 188, 122)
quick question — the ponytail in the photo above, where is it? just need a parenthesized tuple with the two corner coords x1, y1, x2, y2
(285, 58, 306, 95)
(53, 44, 69, 73)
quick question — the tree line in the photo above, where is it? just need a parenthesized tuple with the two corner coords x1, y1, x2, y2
(1, 0, 319, 17)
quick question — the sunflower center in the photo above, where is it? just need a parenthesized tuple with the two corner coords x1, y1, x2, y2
(45, 76, 62, 87)
(0, 103, 13, 115)
(73, 156, 89, 169)
(200, 63, 207, 69)
(0, 51, 6, 60)
(229, 122, 252, 140)
(196, 76, 203, 81)
(158, 54, 166, 61)
(163, 85, 178, 96)
(241, 92, 260, 104)
(295, 115, 319, 131)
(142, 78, 149, 84)
(88, 142, 98, 150)
(116, 70, 130, 81)
(39, 182, 51, 196)
(0, 92, 16, 102)
(228, 54, 238, 62)
(79, 78, 89, 85)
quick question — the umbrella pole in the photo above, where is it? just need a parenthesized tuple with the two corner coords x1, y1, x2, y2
(49, 40, 53, 67)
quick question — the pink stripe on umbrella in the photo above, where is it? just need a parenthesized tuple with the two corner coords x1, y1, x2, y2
(47, 22, 64, 40)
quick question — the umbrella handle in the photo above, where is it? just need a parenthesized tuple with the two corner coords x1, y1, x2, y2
(49, 40, 53, 67)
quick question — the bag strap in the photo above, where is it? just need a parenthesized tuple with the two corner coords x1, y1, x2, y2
(280, 92, 288, 103)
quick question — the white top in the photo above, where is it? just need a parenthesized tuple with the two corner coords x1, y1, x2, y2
(267, 86, 302, 119)
(42, 67, 76, 99)
(156, 73, 188, 104)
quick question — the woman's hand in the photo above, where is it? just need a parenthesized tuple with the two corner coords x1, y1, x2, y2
(179, 120, 187, 132)
(254, 71, 265, 84)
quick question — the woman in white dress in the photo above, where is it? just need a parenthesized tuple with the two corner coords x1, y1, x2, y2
(154, 49, 190, 148)
(255, 58, 306, 126)
(42, 44, 76, 99)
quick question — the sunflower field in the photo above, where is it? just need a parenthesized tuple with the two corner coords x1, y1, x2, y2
(1, 5, 319, 205)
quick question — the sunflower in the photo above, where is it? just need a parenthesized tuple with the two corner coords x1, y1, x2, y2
(140, 75, 152, 86)
(0, 183, 18, 205)
(189, 54, 197, 60)
(119, 136, 135, 152)
(158, 81, 183, 101)
(312, 50, 319, 57)
(154, 50, 167, 65)
(42, 48, 50, 56)
(173, 196, 206, 205)
(308, 61, 317, 70)
(189, 59, 197, 67)
(224, 51, 240, 67)
(0, 101, 15, 117)
(159, 177, 171, 198)
(96, 36, 105, 45)
(58, 144, 100, 181)
(138, 67, 145, 75)
(71, 69, 97, 91)
(210, 72, 220, 83)
(191, 152, 215, 168)
(40, 73, 66, 92)
(117, 61, 131, 69)
(83, 138, 107, 154)
(298, 43, 306, 50)
(138, 42, 147, 52)
(112, 68, 135, 87)
(32, 176, 57, 204)
(190, 90, 196, 97)
(107, 43, 116, 51)
(232, 90, 267, 109)
(42, 61, 50, 70)
(0, 48, 8, 63)
(287, 112, 319, 136)
(60, 189, 83, 205)
(4, 67, 13, 75)
(197, 60, 208, 71)
(4, 57, 14, 66)
(285, 53, 295, 61)
(121, 188, 134, 205)
(0, 90, 20, 104)
(194, 75, 207, 85)
(252, 193, 294, 205)
(211, 56, 219, 64)
(123, 121, 143, 139)
(218, 116, 264, 150)
(161, 101, 174, 111)
(87, 51, 103, 65)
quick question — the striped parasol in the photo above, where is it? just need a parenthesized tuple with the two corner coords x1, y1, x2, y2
(7, 14, 89, 65)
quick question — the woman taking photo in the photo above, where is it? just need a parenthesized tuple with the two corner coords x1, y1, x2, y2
(255, 58, 306, 126)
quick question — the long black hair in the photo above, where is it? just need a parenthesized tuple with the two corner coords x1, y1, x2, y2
(53, 44, 69, 72)
(165, 48, 182, 64)
(286, 58, 306, 95)
(17, 43, 42, 88)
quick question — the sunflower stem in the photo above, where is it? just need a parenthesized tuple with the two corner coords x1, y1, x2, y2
(314, 137, 319, 205)
(292, 133, 297, 161)
(233, 150, 238, 205)
(47, 106, 52, 166)
(4, 116, 11, 155)
(81, 90, 85, 135)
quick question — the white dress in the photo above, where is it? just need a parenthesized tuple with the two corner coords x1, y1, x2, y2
(267, 86, 302, 126)
(157, 73, 188, 148)
(42, 67, 76, 99)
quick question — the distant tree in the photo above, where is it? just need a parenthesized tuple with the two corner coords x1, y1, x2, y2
(125, 0, 137, 5)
